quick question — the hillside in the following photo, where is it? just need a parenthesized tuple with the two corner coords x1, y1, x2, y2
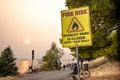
(88, 57, 120, 80)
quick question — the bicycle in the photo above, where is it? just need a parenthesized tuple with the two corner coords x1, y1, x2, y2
(82, 63, 90, 78)
(81, 69, 90, 78)
(68, 66, 90, 80)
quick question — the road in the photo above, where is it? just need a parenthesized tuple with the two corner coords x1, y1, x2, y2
(17, 68, 72, 80)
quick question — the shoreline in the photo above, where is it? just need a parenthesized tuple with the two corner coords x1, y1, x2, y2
(1, 57, 120, 80)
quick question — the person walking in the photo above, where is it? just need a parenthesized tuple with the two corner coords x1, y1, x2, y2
(63, 64, 66, 70)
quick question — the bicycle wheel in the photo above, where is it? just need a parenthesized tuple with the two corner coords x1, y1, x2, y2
(82, 70, 90, 78)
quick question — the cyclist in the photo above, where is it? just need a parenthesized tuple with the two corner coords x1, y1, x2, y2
(71, 63, 78, 75)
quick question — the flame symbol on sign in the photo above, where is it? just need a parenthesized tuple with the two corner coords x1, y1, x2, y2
(72, 22, 78, 31)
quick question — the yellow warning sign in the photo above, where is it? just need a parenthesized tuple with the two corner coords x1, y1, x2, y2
(67, 17, 84, 33)
(61, 6, 92, 47)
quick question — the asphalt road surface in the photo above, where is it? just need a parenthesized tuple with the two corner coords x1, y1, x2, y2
(17, 68, 71, 80)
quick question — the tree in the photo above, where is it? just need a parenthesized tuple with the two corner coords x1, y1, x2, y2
(65, 0, 119, 60)
(114, 0, 120, 60)
(42, 42, 64, 70)
(0, 46, 18, 77)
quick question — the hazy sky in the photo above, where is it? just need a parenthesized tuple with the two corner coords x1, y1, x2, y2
(0, 0, 73, 60)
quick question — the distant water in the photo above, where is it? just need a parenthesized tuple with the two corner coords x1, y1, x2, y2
(16, 60, 40, 73)
(16, 59, 74, 73)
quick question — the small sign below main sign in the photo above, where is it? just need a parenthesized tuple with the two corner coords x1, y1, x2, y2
(61, 6, 92, 47)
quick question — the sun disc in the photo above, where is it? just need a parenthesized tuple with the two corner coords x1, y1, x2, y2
(24, 40, 29, 44)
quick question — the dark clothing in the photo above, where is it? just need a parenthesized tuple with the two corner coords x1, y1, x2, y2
(73, 64, 78, 74)
(63, 64, 65, 70)
(71, 63, 78, 75)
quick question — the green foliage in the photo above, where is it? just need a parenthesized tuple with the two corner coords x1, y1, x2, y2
(0, 46, 18, 77)
(108, 31, 120, 60)
(40, 62, 50, 71)
(115, 0, 120, 60)
(42, 42, 64, 70)
(65, 0, 119, 60)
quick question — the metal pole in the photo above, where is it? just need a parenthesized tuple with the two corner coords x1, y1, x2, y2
(32, 50, 34, 72)
(76, 46, 80, 80)
(31, 59, 33, 72)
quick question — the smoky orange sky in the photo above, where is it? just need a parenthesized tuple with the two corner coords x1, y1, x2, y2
(0, 0, 73, 60)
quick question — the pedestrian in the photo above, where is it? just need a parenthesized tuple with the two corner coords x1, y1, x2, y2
(63, 64, 66, 70)
(71, 63, 78, 75)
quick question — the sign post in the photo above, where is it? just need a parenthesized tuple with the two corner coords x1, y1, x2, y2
(61, 6, 92, 80)
(76, 46, 80, 80)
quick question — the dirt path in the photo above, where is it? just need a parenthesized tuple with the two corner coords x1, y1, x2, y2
(87, 60, 120, 80)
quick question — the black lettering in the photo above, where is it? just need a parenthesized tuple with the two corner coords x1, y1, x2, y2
(80, 32, 89, 35)
(81, 40, 89, 42)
